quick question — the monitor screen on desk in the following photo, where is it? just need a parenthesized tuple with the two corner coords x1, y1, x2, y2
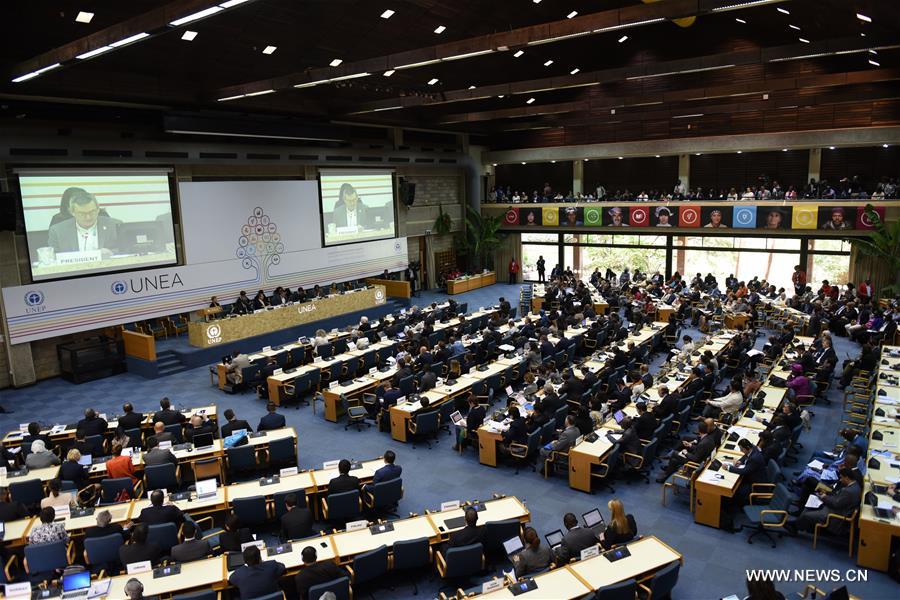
(19, 169, 178, 282)
(78, 454, 92, 466)
(193, 432, 214, 449)
(196, 478, 217, 498)
(62, 570, 91, 592)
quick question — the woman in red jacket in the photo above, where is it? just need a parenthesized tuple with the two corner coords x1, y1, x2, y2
(508, 258, 520, 285)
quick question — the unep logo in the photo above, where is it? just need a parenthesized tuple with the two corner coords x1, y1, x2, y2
(206, 324, 222, 344)
(111, 281, 128, 295)
(24, 290, 44, 306)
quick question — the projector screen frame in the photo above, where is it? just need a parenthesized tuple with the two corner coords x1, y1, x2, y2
(317, 168, 399, 249)
(15, 167, 184, 284)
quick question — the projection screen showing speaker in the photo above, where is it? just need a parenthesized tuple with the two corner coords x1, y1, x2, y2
(19, 169, 178, 282)
(319, 169, 397, 247)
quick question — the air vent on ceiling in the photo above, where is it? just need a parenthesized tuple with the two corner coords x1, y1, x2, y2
(247, 153, 280, 160)
(199, 152, 238, 159)
(325, 155, 353, 161)
(358, 156, 383, 162)
(388, 157, 410, 163)
(439, 158, 458, 164)
(83, 149, 132, 157)
(9, 148, 67, 156)
(289, 154, 318, 161)
(414, 158, 435, 163)
(145, 151, 189, 158)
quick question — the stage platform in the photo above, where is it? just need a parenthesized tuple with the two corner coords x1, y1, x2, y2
(126, 296, 409, 379)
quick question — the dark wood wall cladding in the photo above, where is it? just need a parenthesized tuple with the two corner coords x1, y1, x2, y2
(820, 146, 900, 185)
(494, 161, 574, 195)
(583, 156, 679, 195)
(689, 150, 810, 193)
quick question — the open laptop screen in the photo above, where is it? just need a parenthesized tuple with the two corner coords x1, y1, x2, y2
(193, 432, 214, 448)
(583, 508, 605, 528)
(503, 536, 524, 556)
(545, 530, 564, 547)
(62, 570, 91, 591)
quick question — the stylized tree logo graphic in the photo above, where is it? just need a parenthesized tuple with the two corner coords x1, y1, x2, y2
(236, 207, 284, 281)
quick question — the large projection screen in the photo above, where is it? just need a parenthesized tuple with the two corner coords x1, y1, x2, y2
(319, 169, 396, 247)
(19, 170, 178, 281)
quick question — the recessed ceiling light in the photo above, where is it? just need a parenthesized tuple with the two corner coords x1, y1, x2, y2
(869, 50, 878, 54)
(551, 160, 556, 163)
(618, 35, 628, 43)
(492, 163, 497, 166)
(514, 50, 524, 58)
(860, 32, 866, 37)
(655, 155, 660, 158)
(570, 67, 580, 75)
(330, 58, 343, 67)
(883, 144, 889, 148)
(789, 24, 800, 30)
(735, 18, 746, 24)
(533, 0, 541, 3)
(380, 9, 394, 19)
(829, 146, 836, 150)
(169, 6, 223, 26)
(777, 7, 790, 15)
(737, 150, 742, 154)
(434, 25, 446, 34)
(526, 97, 535, 104)
(427, 78, 439, 85)
(695, 153, 701, 156)
(618, 156, 623, 160)
(521, 162, 526, 165)
(498, 95, 505, 98)
(567, 11, 578, 19)
(798, 38, 809, 43)
(544, 60, 554, 66)
(782, 148, 788, 152)
(181, 30, 198, 41)
(383, 69, 395, 77)
(468, 85, 476, 90)
(262, 46, 277, 54)
(75, 11, 94, 23)
(869, 59, 880, 66)
(856, 13, 871, 23)
(583, 159, 589, 162)
(75, 46, 112, 60)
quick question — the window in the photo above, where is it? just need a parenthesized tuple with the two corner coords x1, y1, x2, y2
(808, 238, 851, 288)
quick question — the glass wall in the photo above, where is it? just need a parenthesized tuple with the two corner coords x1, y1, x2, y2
(517, 233, 851, 288)
(675, 237, 800, 290)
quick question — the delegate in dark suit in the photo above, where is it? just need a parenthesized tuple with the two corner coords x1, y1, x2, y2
(448, 524, 484, 548)
(229, 560, 286, 599)
(47, 216, 121, 253)
(281, 506, 314, 541)
(138, 503, 184, 526)
(295, 561, 347, 600)
(797, 480, 861, 534)
(143, 447, 177, 467)
(222, 419, 253, 438)
(559, 526, 599, 562)
(372, 463, 402, 483)
(328, 474, 361, 495)
(170, 538, 211, 563)
(117, 411, 145, 433)
(258, 411, 286, 432)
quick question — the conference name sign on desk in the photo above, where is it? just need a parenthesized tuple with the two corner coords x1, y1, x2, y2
(187, 286, 387, 348)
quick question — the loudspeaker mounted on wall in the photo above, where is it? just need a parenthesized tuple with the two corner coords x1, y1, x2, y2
(398, 177, 416, 207)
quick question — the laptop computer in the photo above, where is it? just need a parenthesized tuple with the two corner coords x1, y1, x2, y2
(77, 454, 92, 467)
(545, 530, 564, 552)
(613, 410, 626, 424)
(582, 508, 606, 536)
(61, 570, 91, 598)
(196, 478, 217, 500)
(503, 535, 525, 558)
(192, 432, 214, 450)
(449, 411, 464, 426)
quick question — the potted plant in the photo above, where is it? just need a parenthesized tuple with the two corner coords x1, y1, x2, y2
(433, 204, 452, 235)
(848, 204, 900, 295)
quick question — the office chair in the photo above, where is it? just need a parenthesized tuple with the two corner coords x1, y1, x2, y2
(391, 537, 432, 595)
(83, 533, 124, 576)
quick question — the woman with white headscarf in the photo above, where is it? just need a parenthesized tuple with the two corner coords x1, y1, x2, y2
(25, 439, 60, 469)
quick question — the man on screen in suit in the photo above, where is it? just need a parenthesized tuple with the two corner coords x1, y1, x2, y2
(47, 189, 121, 254)
(331, 183, 371, 229)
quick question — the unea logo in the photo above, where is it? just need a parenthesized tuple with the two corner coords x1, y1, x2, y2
(111, 281, 128, 295)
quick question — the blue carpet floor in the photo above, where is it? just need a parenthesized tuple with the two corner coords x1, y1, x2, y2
(0, 283, 894, 599)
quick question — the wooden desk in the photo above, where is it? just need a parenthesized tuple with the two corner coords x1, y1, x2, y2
(188, 286, 386, 348)
(431, 496, 530, 539)
(857, 480, 900, 571)
(323, 377, 379, 422)
(64, 502, 134, 535)
(724, 313, 750, 330)
(105, 556, 227, 598)
(447, 272, 496, 295)
(365, 277, 411, 298)
(389, 390, 448, 442)
(332, 514, 439, 561)
(479, 564, 591, 599)
(568, 536, 682, 590)
(1, 517, 33, 547)
(568, 431, 616, 492)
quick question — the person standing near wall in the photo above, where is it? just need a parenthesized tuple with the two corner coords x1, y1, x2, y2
(508, 257, 520, 285)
